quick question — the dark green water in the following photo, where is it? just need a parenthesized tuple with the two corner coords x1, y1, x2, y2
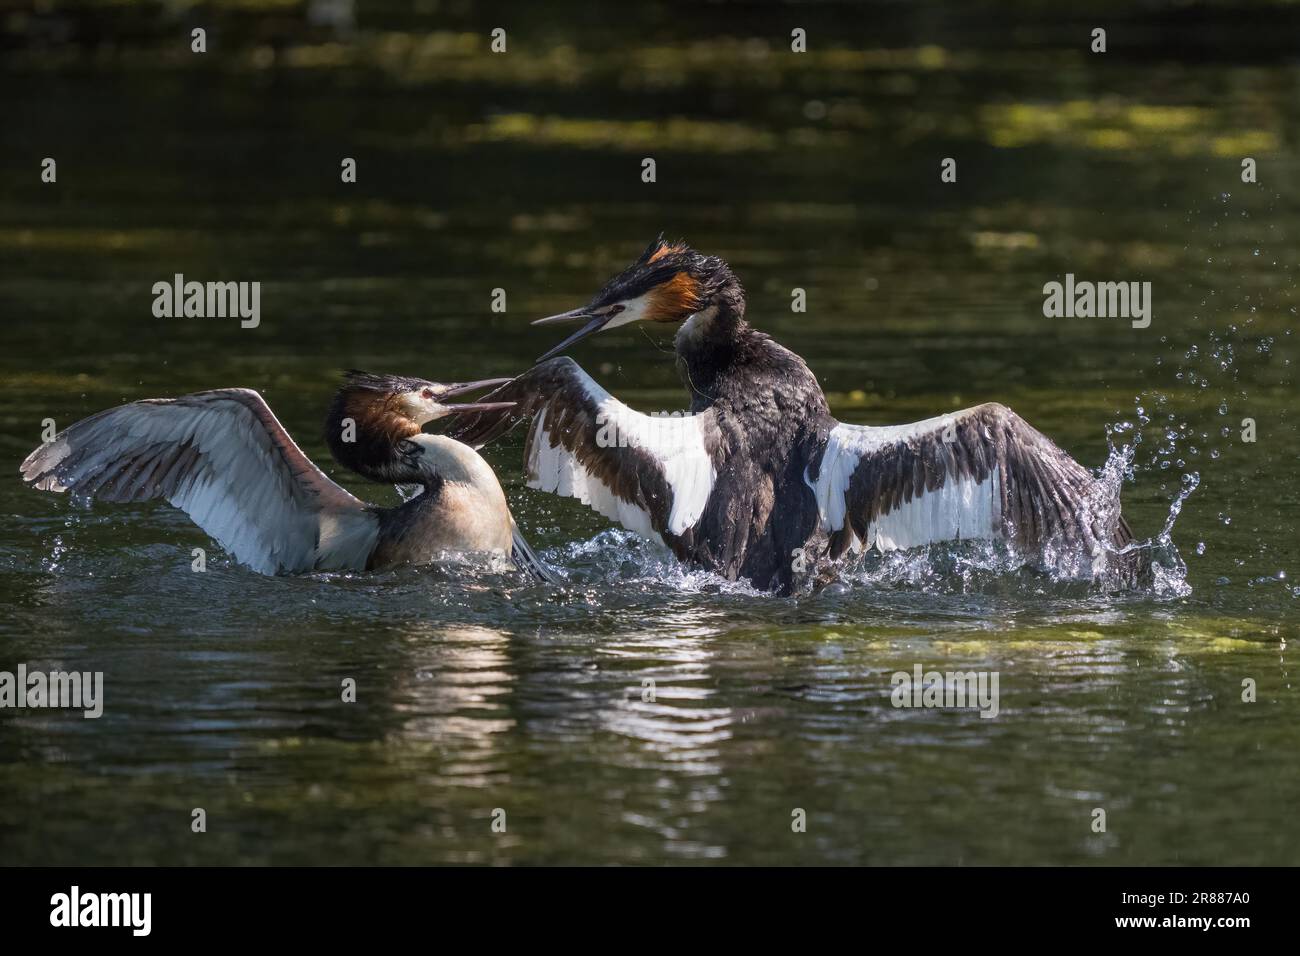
(1, 4, 1298, 864)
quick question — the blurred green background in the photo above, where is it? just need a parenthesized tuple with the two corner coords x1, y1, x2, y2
(0, 1, 1297, 865)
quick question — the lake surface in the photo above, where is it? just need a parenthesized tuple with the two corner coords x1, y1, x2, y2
(1, 4, 1298, 865)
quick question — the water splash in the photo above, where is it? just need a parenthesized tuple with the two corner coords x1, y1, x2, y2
(42, 532, 68, 573)
(557, 529, 764, 596)
(547, 466, 1190, 598)
(1098, 420, 1194, 598)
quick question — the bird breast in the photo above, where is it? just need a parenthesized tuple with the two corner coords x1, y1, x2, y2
(370, 481, 513, 569)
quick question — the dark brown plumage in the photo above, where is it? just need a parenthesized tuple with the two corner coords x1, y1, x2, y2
(451, 238, 1143, 593)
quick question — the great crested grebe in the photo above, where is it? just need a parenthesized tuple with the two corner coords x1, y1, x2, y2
(449, 237, 1140, 594)
(21, 372, 554, 579)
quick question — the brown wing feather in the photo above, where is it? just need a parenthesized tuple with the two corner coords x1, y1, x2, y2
(816, 403, 1134, 559)
(20, 389, 376, 574)
(447, 357, 719, 548)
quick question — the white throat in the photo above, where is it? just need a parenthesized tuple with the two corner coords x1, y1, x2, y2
(411, 434, 503, 490)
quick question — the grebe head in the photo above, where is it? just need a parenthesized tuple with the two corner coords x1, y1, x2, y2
(533, 235, 740, 361)
(325, 371, 513, 483)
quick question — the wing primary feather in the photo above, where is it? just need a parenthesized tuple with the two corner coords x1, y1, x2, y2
(812, 405, 1135, 567)
(20, 389, 377, 574)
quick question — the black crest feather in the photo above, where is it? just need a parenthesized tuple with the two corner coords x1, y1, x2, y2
(340, 370, 431, 393)
(594, 236, 737, 307)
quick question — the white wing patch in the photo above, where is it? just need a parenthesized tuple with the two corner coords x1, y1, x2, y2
(161, 413, 376, 573)
(526, 374, 715, 542)
(22, 391, 379, 575)
(807, 420, 1002, 552)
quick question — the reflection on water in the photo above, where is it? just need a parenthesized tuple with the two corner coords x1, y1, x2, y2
(389, 625, 516, 788)
(1, 3, 1299, 864)
(0, 548, 1295, 864)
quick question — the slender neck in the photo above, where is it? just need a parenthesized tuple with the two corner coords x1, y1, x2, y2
(386, 435, 510, 525)
(412, 434, 503, 491)
(371, 435, 513, 563)
(674, 276, 750, 405)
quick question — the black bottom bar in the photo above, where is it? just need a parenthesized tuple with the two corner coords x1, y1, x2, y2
(0, 866, 1281, 941)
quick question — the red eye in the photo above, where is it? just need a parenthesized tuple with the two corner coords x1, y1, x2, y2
(421, 388, 434, 399)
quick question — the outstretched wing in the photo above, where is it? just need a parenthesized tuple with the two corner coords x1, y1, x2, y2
(807, 402, 1131, 559)
(447, 357, 720, 546)
(20, 388, 379, 574)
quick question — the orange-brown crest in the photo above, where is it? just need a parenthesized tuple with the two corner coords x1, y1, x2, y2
(343, 390, 420, 439)
(647, 271, 703, 322)
(647, 242, 688, 264)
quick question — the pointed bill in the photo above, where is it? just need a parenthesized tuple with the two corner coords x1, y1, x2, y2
(533, 308, 610, 362)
